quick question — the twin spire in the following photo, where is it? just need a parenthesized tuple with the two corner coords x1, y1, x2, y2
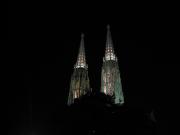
(68, 25, 123, 105)
(75, 25, 116, 69)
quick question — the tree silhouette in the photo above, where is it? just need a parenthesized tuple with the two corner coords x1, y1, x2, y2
(63, 91, 157, 135)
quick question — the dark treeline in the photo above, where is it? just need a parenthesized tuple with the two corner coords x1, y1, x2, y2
(56, 92, 158, 135)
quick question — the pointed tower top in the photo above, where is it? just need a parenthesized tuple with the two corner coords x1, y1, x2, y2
(74, 34, 87, 69)
(105, 25, 116, 61)
(81, 33, 84, 38)
(106, 25, 113, 48)
(107, 24, 110, 29)
(79, 33, 85, 53)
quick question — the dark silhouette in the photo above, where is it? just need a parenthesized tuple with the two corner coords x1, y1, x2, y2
(61, 92, 157, 135)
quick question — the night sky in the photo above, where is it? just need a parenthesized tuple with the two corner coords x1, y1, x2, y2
(8, 2, 173, 135)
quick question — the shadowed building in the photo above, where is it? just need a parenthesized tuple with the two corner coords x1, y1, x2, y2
(101, 25, 124, 105)
(67, 34, 90, 105)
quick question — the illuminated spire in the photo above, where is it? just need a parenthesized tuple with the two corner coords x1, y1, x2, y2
(105, 25, 116, 61)
(101, 25, 124, 105)
(75, 33, 87, 69)
(68, 33, 90, 105)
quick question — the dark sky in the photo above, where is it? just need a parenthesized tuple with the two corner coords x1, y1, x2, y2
(8, 2, 174, 135)
(22, 27, 152, 106)
(21, 26, 153, 134)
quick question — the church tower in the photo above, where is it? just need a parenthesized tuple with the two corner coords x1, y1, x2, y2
(67, 34, 90, 105)
(101, 25, 124, 105)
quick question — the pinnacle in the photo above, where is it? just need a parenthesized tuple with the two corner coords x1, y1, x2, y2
(107, 24, 110, 29)
(81, 33, 84, 38)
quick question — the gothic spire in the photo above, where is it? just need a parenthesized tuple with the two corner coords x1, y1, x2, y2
(101, 25, 124, 105)
(105, 25, 116, 61)
(75, 33, 87, 68)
